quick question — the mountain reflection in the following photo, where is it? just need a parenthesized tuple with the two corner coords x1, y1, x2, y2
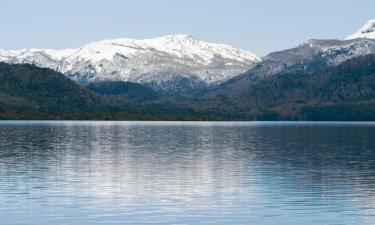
(1, 122, 375, 225)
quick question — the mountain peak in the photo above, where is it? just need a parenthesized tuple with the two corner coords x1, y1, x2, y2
(165, 34, 198, 40)
(153, 34, 201, 45)
(0, 35, 260, 88)
(347, 20, 375, 40)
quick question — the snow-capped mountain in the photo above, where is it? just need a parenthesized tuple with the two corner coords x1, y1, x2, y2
(231, 38, 375, 85)
(0, 34, 260, 92)
(347, 20, 375, 40)
(223, 21, 375, 88)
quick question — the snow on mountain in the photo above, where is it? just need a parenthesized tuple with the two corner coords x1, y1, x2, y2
(308, 38, 375, 65)
(234, 38, 375, 85)
(0, 35, 260, 91)
(347, 20, 375, 40)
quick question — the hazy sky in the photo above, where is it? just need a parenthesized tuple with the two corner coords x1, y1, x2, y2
(2, 0, 374, 55)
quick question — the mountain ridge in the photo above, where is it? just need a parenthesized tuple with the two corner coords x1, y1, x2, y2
(347, 20, 375, 40)
(0, 34, 260, 92)
(215, 38, 375, 95)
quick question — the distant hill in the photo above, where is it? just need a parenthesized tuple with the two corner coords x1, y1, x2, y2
(87, 81, 163, 103)
(0, 63, 223, 120)
(1, 53, 375, 121)
(215, 38, 375, 96)
(199, 54, 375, 121)
(0, 63, 121, 112)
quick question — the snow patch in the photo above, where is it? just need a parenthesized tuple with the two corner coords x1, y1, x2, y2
(347, 20, 375, 40)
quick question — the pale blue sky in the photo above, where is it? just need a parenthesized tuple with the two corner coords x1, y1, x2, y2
(1, 0, 374, 55)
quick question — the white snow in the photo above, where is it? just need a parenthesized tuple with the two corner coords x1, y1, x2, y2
(347, 20, 375, 40)
(0, 34, 261, 85)
(61, 34, 260, 64)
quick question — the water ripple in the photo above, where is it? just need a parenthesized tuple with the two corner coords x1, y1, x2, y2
(0, 121, 375, 224)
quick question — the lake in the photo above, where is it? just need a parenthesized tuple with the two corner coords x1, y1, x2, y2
(0, 121, 375, 225)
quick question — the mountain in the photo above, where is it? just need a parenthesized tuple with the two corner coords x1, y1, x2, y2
(231, 38, 375, 85)
(197, 20, 375, 120)
(347, 20, 375, 40)
(87, 81, 163, 103)
(0, 62, 229, 120)
(0, 34, 260, 93)
(0, 62, 120, 112)
(208, 21, 375, 96)
(2, 21, 375, 121)
(190, 54, 375, 121)
(1, 54, 375, 121)
(204, 39, 375, 103)
(245, 53, 375, 121)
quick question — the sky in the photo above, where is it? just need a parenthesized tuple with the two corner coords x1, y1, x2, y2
(1, 0, 375, 55)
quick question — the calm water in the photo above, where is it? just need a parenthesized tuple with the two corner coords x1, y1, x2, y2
(1, 121, 375, 225)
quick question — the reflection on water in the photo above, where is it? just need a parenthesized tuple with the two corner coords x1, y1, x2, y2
(0, 121, 375, 225)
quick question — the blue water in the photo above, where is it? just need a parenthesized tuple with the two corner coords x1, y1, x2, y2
(1, 121, 375, 225)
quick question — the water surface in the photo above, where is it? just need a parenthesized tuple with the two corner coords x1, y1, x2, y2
(0, 121, 375, 225)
